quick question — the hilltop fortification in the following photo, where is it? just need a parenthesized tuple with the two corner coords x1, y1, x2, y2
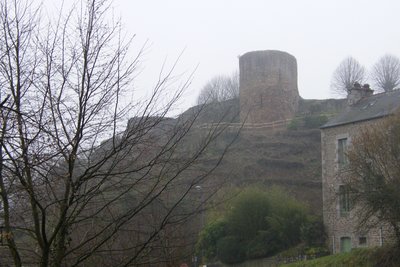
(239, 50, 300, 123)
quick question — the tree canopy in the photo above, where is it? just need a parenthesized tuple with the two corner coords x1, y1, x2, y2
(195, 187, 317, 264)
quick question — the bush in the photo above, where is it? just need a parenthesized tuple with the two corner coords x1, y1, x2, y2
(197, 187, 312, 264)
(196, 220, 227, 261)
(288, 115, 329, 130)
(305, 246, 330, 258)
(226, 188, 270, 240)
(304, 115, 328, 128)
(217, 236, 245, 264)
(283, 247, 400, 267)
(246, 230, 282, 259)
(287, 118, 301, 130)
(370, 245, 400, 267)
(301, 217, 326, 246)
(267, 187, 309, 247)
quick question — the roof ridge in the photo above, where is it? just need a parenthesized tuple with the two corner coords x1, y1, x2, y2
(321, 89, 400, 129)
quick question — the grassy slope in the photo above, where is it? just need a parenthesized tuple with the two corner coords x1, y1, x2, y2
(281, 246, 400, 267)
(281, 249, 374, 267)
(182, 98, 346, 213)
(199, 127, 323, 213)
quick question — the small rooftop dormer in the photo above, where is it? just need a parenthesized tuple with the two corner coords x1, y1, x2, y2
(347, 82, 374, 106)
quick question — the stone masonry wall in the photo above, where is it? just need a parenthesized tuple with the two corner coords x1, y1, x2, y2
(321, 119, 393, 254)
(239, 50, 299, 123)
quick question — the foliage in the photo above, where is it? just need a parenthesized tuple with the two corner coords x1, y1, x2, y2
(300, 217, 326, 246)
(197, 187, 311, 264)
(278, 244, 329, 260)
(304, 246, 330, 258)
(371, 54, 400, 92)
(216, 236, 245, 264)
(369, 245, 400, 267)
(287, 118, 301, 130)
(246, 230, 282, 258)
(267, 189, 309, 247)
(226, 188, 271, 240)
(288, 115, 328, 130)
(303, 115, 328, 129)
(345, 112, 400, 246)
(282, 248, 372, 267)
(196, 220, 227, 261)
(282, 246, 400, 267)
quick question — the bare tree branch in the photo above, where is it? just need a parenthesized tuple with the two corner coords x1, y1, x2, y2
(371, 54, 400, 92)
(330, 57, 366, 97)
(197, 71, 239, 105)
(0, 0, 236, 266)
(344, 112, 400, 246)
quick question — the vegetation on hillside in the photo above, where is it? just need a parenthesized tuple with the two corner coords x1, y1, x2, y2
(196, 187, 326, 264)
(282, 246, 400, 267)
(287, 114, 329, 130)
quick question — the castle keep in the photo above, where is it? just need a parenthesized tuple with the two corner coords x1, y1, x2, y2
(239, 50, 299, 124)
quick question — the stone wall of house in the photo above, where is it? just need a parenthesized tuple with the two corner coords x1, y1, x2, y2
(321, 119, 393, 253)
(239, 50, 299, 124)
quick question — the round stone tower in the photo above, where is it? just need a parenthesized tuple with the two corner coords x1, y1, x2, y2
(239, 50, 299, 123)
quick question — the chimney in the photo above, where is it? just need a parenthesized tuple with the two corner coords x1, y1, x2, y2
(347, 83, 374, 105)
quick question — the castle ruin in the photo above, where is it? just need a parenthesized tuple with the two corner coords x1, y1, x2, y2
(239, 50, 300, 123)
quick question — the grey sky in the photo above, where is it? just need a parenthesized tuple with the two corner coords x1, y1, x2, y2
(114, 0, 400, 113)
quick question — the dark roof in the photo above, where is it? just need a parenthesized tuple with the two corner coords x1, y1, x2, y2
(321, 89, 400, 129)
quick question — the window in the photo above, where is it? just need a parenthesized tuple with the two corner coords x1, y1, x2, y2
(359, 236, 367, 246)
(340, 237, 352, 253)
(338, 138, 348, 168)
(339, 185, 351, 216)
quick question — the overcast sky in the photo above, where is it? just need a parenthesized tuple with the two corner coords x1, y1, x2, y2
(112, 0, 400, 113)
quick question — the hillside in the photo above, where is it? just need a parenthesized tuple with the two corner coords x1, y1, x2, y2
(179, 97, 346, 212)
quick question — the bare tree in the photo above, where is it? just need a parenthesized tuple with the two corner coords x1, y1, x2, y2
(0, 0, 235, 266)
(331, 57, 366, 96)
(344, 113, 400, 246)
(371, 54, 400, 92)
(197, 71, 239, 105)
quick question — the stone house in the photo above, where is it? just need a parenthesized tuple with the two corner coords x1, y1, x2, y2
(320, 84, 400, 253)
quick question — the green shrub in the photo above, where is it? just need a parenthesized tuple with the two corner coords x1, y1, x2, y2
(301, 217, 326, 246)
(370, 245, 400, 267)
(287, 118, 301, 130)
(304, 246, 330, 258)
(303, 115, 328, 128)
(246, 230, 282, 259)
(226, 188, 270, 240)
(196, 219, 227, 261)
(197, 187, 313, 264)
(217, 236, 245, 264)
(283, 248, 375, 267)
(267, 187, 309, 248)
